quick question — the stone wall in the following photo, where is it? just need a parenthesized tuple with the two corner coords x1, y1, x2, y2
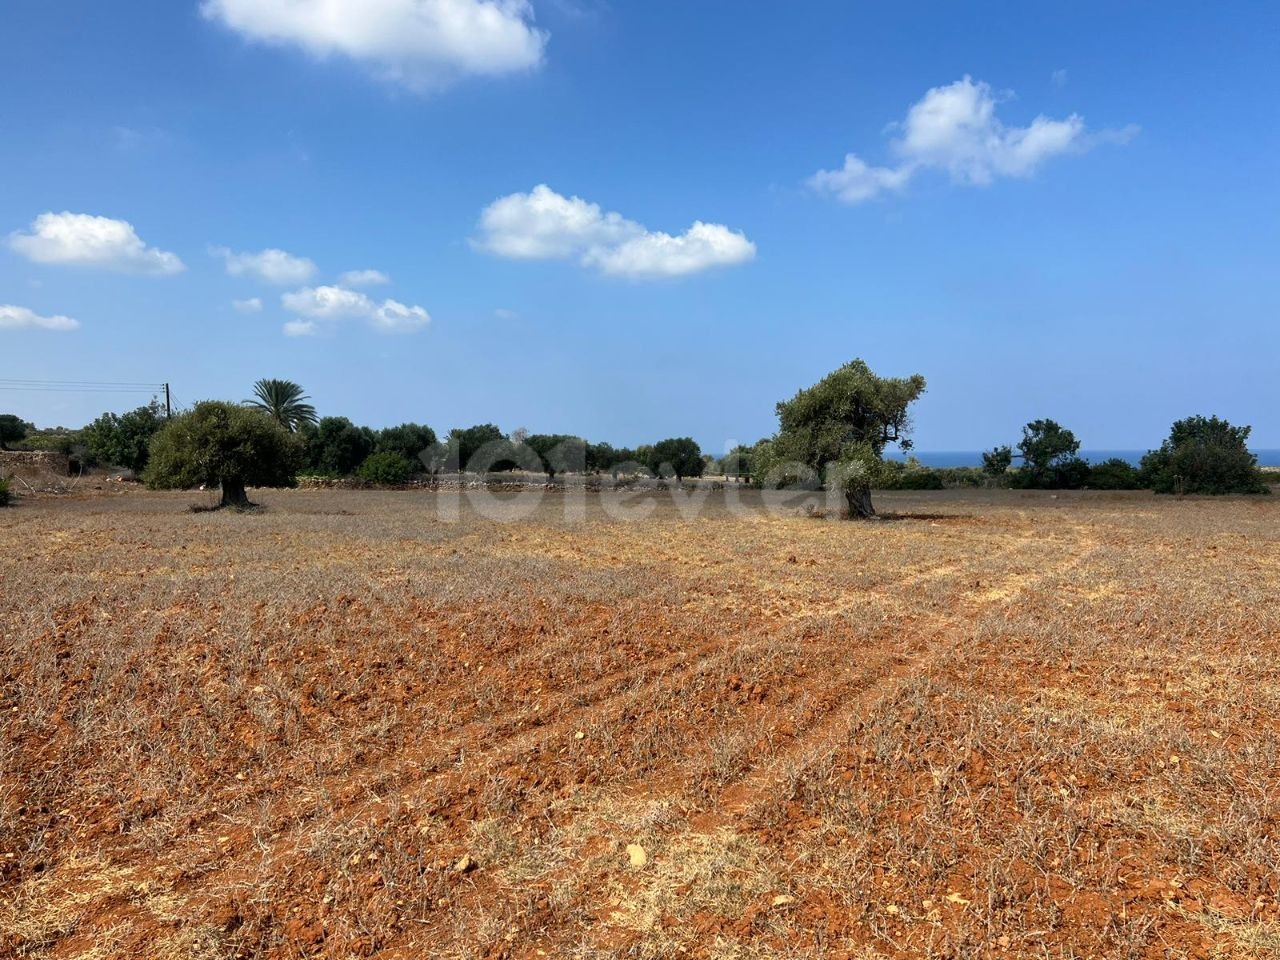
(0, 450, 72, 479)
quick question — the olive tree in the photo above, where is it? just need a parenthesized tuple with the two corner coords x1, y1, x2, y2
(0, 414, 32, 450)
(772, 359, 926, 518)
(144, 401, 302, 508)
(648, 437, 704, 482)
(375, 423, 437, 463)
(447, 424, 506, 473)
(525, 434, 587, 479)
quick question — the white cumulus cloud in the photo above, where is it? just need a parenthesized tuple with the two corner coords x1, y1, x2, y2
(809, 75, 1130, 204)
(281, 285, 430, 335)
(805, 155, 914, 206)
(370, 299, 431, 332)
(585, 222, 758, 279)
(8, 212, 184, 275)
(282, 285, 373, 319)
(201, 0, 547, 92)
(213, 246, 318, 284)
(232, 297, 264, 313)
(474, 184, 756, 279)
(0, 304, 80, 332)
(340, 269, 391, 287)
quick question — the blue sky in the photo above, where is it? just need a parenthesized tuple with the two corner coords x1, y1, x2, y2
(2, 1, 1278, 452)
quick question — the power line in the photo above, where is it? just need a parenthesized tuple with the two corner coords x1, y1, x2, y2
(0, 378, 163, 388)
(0, 385, 161, 394)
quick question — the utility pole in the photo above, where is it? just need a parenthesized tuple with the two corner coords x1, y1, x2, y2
(164, 383, 172, 419)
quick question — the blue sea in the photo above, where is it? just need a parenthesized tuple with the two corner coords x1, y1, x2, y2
(889, 450, 1280, 468)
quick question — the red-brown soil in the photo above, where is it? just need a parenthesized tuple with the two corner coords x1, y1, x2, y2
(2, 487, 1278, 958)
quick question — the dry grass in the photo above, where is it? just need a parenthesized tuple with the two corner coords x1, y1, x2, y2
(1, 486, 1279, 959)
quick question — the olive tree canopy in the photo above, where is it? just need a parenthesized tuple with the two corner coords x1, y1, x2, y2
(771, 359, 926, 518)
(144, 401, 302, 508)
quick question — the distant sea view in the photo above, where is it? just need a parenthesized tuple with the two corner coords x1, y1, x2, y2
(891, 450, 1280, 468)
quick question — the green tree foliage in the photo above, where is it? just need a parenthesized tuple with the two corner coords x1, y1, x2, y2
(20, 427, 82, 457)
(1088, 458, 1143, 490)
(246, 379, 318, 431)
(357, 451, 415, 485)
(375, 423, 437, 464)
(878, 459, 946, 490)
(525, 434, 587, 479)
(587, 443, 645, 477)
(771, 359, 926, 518)
(448, 424, 506, 472)
(648, 437, 704, 481)
(304, 417, 375, 475)
(83, 401, 167, 472)
(750, 439, 784, 487)
(719, 444, 755, 481)
(144, 401, 302, 508)
(1010, 419, 1089, 489)
(1140, 416, 1268, 495)
(982, 445, 1012, 476)
(0, 414, 33, 450)
(586, 441, 617, 473)
(0, 477, 11, 507)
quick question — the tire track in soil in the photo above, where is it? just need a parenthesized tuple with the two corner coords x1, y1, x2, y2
(26, 528, 1073, 955)
(119, 606, 894, 926)
(189, 544, 1008, 872)
(566, 535, 1109, 953)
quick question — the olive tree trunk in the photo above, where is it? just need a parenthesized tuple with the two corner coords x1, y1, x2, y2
(845, 486, 875, 519)
(219, 476, 251, 509)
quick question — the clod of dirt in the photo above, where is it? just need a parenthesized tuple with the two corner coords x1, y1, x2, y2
(625, 844, 647, 868)
(452, 854, 475, 874)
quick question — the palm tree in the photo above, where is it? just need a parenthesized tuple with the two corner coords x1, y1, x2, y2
(246, 379, 318, 431)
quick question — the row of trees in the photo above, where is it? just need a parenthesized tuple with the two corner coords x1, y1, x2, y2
(981, 417, 1269, 495)
(2, 368, 1271, 513)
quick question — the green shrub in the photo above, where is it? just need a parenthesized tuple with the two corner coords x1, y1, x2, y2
(21, 428, 82, 456)
(0, 477, 11, 507)
(1140, 415, 1268, 495)
(357, 451, 415, 485)
(933, 466, 992, 488)
(303, 417, 376, 475)
(882, 469, 945, 490)
(1009, 455, 1091, 490)
(1088, 458, 1143, 490)
(876, 459, 945, 490)
(84, 401, 166, 472)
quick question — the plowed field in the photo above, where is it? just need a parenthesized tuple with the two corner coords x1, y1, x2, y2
(2, 487, 1278, 959)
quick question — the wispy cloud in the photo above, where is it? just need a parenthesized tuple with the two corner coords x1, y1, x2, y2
(339, 269, 391, 287)
(0, 304, 80, 332)
(212, 246, 317, 285)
